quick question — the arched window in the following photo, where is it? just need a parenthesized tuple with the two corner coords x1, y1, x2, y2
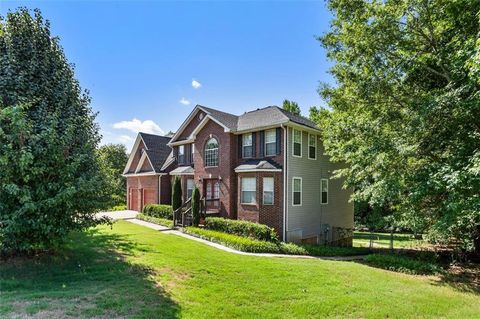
(204, 138, 219, 167)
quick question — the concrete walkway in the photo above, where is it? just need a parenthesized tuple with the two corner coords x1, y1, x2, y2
(125, 218, 366, 261)
(97, 210, 138, 220)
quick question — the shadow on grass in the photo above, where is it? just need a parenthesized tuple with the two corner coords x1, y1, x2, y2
(0, 228, 180, 318)
(434, 263, 480, 295)
(351, 251, 479, 295)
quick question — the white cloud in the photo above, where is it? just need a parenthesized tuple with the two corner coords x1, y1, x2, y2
(112, 118, 165, 135)
(100, 130, 136, 150)
(191, 79, 202, 89)
(179, 97, 191, 105)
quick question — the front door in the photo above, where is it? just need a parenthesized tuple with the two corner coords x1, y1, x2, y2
(204, 179, 220, 211)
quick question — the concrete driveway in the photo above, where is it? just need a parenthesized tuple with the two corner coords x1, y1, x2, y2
(96, 210, 138, 220)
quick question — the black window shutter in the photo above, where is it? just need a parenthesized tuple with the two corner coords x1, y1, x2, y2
(238, 135, 243, 158)
(252, 132, 257, 157)
(186, 144, 191, 164)
(276, 127, 281, 155)
(259, 131, 264, 157)
(173, 147, 178, 162)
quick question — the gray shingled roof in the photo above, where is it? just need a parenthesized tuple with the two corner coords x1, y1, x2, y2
(234, 158, 283, 172)
(200, 105, 318, 132)
(199, 105, 239, 131)
(138, 132, 172, 173)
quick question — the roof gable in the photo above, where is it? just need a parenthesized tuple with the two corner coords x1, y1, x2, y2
(123, 132, 172, 175)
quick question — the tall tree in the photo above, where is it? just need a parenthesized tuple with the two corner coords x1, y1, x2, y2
(282, 99, 301, 116)
(316, 0, 480, 253)
(97, 144, 129, 206)
(0, 8, 109, 253)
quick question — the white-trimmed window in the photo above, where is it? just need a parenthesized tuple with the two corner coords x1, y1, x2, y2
(293, 177, 302, 206)
(242, 133, 253, 158)
(265, 129, 277, 156)
(293, 129, 302, 157)
(204, 138, 219, 167)
(321, 179, 328, 204)
(241, 177, 256, 204)
(191, 144, 195, 159)
(178, 145, 185, 164)
(263, 177, 274, 205)
(187, 178, 194, 199)
(308, 134, 317, 160)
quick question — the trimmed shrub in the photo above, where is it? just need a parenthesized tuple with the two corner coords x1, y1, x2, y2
(172, 177, 182, 211)
(191, 187, 200, 226)
(364, 254, 442, 275)
(204, 217, 278, 242)
(110, 204, 127, 211)
(137, 213, 174, 228)
(185, 227, 280, 253)
(142, 204, 173, 219)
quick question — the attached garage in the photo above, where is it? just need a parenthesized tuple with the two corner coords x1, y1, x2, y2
(129, 188, 140, 211)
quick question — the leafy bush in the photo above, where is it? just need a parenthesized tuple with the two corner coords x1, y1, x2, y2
(279, 243, 369, 257)
(137, 213, 173, 228)
(301, 244, 370, 257)
(185, 227, 280, 253)
(110, 204, 127, 211)
(142, 204, 173, 219)
(204, 217, 278, 242)
(364, 254, 442, 275)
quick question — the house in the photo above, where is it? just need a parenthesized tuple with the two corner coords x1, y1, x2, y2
(123, 132, 175, 211)
(123, 105, 354, 245)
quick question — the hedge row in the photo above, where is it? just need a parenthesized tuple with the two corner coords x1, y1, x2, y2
(185, 227, 280, 253)
(142, 204, 173, 219)
(204, 217, 278, 242)
(137, 213, 174, 228)
(184, 227, 369, 257)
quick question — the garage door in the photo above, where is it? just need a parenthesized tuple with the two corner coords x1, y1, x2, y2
(143, 188, 156, 208)
(129, 188, 140, 211)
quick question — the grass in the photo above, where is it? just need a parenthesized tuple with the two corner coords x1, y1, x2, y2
(1, 221, 479, 318)
(364, 254, 443, 275)
(354, 231, 427, 249)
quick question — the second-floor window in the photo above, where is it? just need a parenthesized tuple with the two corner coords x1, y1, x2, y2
(265, 129, 276, 156)
(242, 133, 253, 158)
(204, 138, 219, 167)
(293, 129, 302, 157)
(308, 134, 317, 160)
(178, 145, 185, 164)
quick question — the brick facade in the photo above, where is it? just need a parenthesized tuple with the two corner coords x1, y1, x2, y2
(191, 120, 237, 219)
(236, 171, 284, 240)
(127, 175, 159, 211)
(171, 117, 286, 239)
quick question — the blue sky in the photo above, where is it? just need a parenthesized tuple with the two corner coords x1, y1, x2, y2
(0, 1, 333, 150)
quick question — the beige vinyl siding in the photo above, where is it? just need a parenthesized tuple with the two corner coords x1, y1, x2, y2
(285, 127, 353, 241)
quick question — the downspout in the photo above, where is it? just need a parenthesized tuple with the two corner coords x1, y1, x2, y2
(158, 175, 162, 204)
(282, 124, 287, 242)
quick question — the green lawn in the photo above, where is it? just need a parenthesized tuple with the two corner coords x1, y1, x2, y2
(354, 231, 427, 249)
(1, 221, 478, 318)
